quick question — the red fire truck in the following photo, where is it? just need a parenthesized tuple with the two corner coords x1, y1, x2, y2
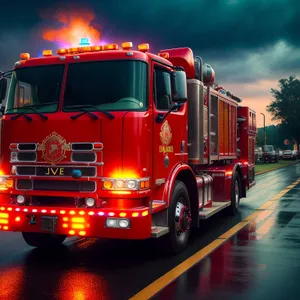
(0, 41, 256, 254)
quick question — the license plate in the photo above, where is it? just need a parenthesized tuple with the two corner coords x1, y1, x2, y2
(41, 216, 58, 233)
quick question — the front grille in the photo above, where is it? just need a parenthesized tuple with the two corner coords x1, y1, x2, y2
(31, 196, 75, 207)
(71, 152, 96, 162)
(17, 152, 37, 161)
(71, 143, 94, 151)
(16, 166, 96, 177)
(16, 179, 96, 192)
(18, 143, 36, 151)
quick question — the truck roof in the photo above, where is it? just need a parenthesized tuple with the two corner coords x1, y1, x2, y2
(15, 46, 173, 69)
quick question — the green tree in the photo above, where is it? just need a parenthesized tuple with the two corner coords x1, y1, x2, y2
(267, 76, 300, 147)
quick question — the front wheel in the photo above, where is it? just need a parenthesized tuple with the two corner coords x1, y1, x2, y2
(22, 232, 67, 248)
(228, 171, 241, 215)
(162, 180, 192, 255)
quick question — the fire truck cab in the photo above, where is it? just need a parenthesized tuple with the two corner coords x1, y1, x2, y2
(0, 41, 256, 254)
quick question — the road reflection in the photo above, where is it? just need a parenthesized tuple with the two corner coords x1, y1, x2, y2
(155, 195, 299, 299)
(0, 266, 24, 299)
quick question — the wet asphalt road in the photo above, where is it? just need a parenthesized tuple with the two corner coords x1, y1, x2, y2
(0, 162, 300, 300)
(155, 164, 300, 300)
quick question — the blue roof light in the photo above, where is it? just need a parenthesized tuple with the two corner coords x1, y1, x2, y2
(79, 37, 90, 46)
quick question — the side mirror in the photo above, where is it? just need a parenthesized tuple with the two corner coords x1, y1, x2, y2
(171, 70, 187, 104)
(0, 77, 7, 102)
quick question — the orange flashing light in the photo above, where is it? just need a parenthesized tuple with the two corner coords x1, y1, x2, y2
(42, 50, 52, 56)
(132, 212, 139, 217)
(68, 230, 75, 235)
(71, 224, 85, 229)
(103, 180, 113, 189)
(142, 211, 148, 217)
(138, 43, 149, 52)
(57, 48, 68, 55)
(79, 231, 86, 236)
(80, 46, 92, 52)
(91, 45, 102, 51)
(103, 44, 119, 50)
(122, 42, 133, 50)
(15, 217, 21, 222)
(68, 47, 79, 54)
(119, 212, 127, 217)
(71, 217, 85, 223)
(140, 180, 150, 189)
(111, 191, 132, 195)
(20, 53, 30, 60)
(158, 52, 169, 59)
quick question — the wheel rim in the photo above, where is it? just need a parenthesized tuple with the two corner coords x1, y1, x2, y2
(234, 179, 240, 209)
(174, 197, 191, 244)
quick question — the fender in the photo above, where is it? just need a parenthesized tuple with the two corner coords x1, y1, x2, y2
(162, 162, 197, 204)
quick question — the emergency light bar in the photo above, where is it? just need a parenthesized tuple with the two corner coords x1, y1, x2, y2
(19, 40, 150, 60)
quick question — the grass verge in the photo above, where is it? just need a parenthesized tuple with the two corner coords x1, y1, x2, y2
(255, 160, 299, 175)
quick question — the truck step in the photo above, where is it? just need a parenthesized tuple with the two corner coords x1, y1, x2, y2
(199, 201, 231, 219)
(151, 226, 169, 238)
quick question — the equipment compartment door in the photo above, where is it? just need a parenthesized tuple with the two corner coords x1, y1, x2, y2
(151, 62, 188, 200)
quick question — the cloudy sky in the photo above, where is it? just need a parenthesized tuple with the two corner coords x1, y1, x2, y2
(1, 0, 299, 128)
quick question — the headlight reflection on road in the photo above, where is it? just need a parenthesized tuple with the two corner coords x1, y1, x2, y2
(57, 270, 109, 300)
(0, 266, 24, 299)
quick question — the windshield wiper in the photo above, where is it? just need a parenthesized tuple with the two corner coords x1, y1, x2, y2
(6, 102, 58, 121)
(65, 104, 115, 120)
(9, 106, 48, 121)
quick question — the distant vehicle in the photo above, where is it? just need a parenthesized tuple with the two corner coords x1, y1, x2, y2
(255, 147, 263, 163)
(276, 148, 283, 159)
(262, 145, 278, 163)
(283, 149, 297, 160)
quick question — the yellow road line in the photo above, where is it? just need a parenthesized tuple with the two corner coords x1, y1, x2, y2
(129, 177, 300, 300)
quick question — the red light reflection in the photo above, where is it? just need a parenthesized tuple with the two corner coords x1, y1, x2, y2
(57, 270, 109, 300)
(0, 267, 24, 299)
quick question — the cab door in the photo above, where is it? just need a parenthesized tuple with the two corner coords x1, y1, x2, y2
(152, 61, 188, 200)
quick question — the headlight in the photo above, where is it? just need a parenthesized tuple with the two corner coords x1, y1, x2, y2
(102, 178, 150, 191)
(16, 195, 25, 204)
(85, 197, 96, 207)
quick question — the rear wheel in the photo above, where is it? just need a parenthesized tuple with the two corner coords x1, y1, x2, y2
(228, 171, 241, 215)
(22, 232, 67, 248)
(162, 180, 192, 255)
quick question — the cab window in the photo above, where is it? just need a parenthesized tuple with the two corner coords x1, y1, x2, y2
(154, 67, 172, 110)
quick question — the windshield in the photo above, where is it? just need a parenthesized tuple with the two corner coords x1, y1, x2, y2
(5, 65, 64, 114)
(263, 145, 273, 152)
(63, 60, 147, 111)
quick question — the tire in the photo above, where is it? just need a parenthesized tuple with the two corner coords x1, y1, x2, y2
(228, 172, 241, 215)
(162, 180, 192, 255)
(22, 232, 67, 248)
